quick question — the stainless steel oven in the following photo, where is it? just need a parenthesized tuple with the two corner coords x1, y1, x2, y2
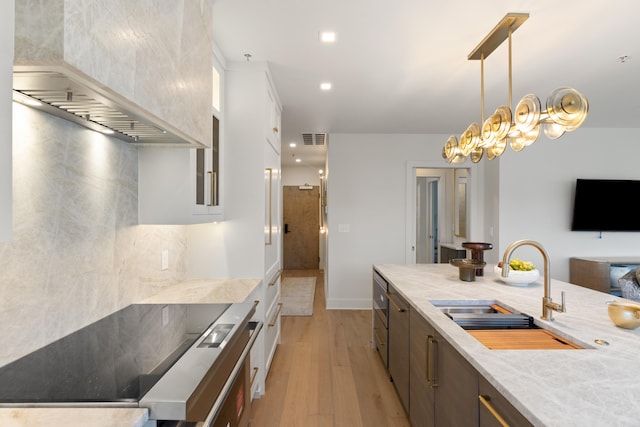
(372, 269, 389, 368)
(0, 299, 262, 427)
(142, 302, 262, 426)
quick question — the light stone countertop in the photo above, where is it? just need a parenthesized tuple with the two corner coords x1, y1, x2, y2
(0, 278, 261, 426)
(375, 263, 640, 427)
(0, 408, 148, 427)
(138, 277, 262, 304)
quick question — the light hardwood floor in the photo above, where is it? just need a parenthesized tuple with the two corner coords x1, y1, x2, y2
(249, 270, 410, 427)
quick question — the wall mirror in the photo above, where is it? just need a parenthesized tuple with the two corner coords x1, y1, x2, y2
(454, 168, 469, 238)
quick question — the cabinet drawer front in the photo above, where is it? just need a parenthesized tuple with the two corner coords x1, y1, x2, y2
(479, 377, 533, 427)
(265, 298, 281, 355)
(265, 273, 280, 307)
(373, 310, 388, 368)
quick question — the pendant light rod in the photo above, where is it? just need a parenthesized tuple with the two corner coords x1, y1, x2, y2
(480, 53, 485, 123)
(508, 24, 513, 110)
(468, 13, 528, 61)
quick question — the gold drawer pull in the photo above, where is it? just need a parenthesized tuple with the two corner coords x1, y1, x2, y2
(250, 367, 259, 388)
(207, 171, 218, 206)
(268, 303, 283, 327)
(479, 395, 510, 427)
(373, 328, 385, 347)
(268, 269, 282, 286)
(385, 291, 406, 312)
(426, 335, 438, 387)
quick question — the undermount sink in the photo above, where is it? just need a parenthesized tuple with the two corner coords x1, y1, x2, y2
(437, 305, 501, 315)
(432, 300, 536, 330)
(431, 300, 586, 350)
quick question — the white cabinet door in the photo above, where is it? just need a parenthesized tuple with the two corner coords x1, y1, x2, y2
(138, 144, 224, 224)
(193, 115, 223, 218)
(266, 84, 281, 148)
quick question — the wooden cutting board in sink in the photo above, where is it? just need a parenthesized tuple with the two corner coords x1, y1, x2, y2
(468, 329, 583, 350)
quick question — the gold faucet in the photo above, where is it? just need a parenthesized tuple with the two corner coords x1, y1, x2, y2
(501, 239, 566, 321)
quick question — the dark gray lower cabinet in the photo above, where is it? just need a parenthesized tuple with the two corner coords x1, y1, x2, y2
(384, 286, 531, 426)
(388, 285, 410, 412)
(409, 309, 479, 427)
(409, 308, 434, 425)
(479, 376, 533, 427)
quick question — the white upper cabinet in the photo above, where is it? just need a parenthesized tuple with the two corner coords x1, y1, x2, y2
(266, 84, 281, 149)
(138, 58, 225, 224)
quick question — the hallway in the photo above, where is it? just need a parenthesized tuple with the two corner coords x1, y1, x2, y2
(249, 270, 410, 426)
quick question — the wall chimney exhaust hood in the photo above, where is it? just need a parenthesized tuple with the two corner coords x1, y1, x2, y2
(13, 66, 204, 147)
(14, 1, 212, 148)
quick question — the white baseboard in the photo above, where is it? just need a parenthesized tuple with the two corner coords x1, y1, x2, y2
(325, 298, 372, 310)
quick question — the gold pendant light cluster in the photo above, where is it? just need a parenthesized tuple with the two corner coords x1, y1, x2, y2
(443, 13, 589, 164)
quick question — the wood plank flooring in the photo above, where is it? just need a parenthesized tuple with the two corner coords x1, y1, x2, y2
(249, 270, 410, 427)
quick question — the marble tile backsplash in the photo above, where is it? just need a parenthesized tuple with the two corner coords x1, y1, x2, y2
(0, 103, 187, 368)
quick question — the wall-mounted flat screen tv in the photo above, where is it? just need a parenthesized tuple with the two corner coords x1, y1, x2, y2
(571, 179, 640, 232)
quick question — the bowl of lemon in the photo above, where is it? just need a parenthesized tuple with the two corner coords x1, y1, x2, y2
(494, 259, 540, 286)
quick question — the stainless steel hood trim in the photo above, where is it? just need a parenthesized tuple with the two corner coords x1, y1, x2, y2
(13, 65, 207, 148)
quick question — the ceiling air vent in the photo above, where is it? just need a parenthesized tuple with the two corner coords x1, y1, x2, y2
(302, 132, 327, 146)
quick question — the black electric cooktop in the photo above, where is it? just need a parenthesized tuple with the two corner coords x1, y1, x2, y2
(0, 303, 230, 404)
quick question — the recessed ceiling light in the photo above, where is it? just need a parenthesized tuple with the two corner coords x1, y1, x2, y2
(320, 82, 332, 91)
(289, 142, 296, 147)
(295, 158, 302, 163)
(320, 31, 337, 43)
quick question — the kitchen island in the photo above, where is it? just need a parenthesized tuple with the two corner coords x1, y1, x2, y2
(375, 263, 640, 427)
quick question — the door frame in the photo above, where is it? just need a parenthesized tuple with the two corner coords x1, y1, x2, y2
(282, 185, 320, 270)
(406, 162, 476, 264)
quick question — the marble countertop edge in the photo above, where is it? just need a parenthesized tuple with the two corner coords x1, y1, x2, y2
(138, 277, 262, 304)
(0, 408, 148, 427)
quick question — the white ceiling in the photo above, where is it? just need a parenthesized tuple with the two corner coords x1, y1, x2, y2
(212, 0, 640, 167)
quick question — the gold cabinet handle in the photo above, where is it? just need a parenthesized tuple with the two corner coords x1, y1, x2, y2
(250, 367, 259, 388)
(373, 328, 385, 347)
(268, 269, 282, 286)
(479, 395, 510, 427)
(385, 291, 406, 312)
(265, 168, 273, 246)
(273, 127, 279, 133)
(207, 171, 218, 206)
(426, 335, 438, 387)
(268, 302, 283, 327)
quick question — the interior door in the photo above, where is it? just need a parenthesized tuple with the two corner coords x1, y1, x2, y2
(416, 177, 429, 263)
(417, 177, 440, 263)
(283, 185, 319, 269)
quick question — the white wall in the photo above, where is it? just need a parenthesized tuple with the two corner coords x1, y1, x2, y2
(325, 128, 640, 309)
(282, 164, 321, 187)
(326, 133, 461, 309)
(0, 2, 13, 242)
(495, 128, 640, 281)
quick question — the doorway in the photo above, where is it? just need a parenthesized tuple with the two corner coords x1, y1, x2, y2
(416, 177, 439, 263)
(283, 185, 320, 269)
(406, 166, 454, 264)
